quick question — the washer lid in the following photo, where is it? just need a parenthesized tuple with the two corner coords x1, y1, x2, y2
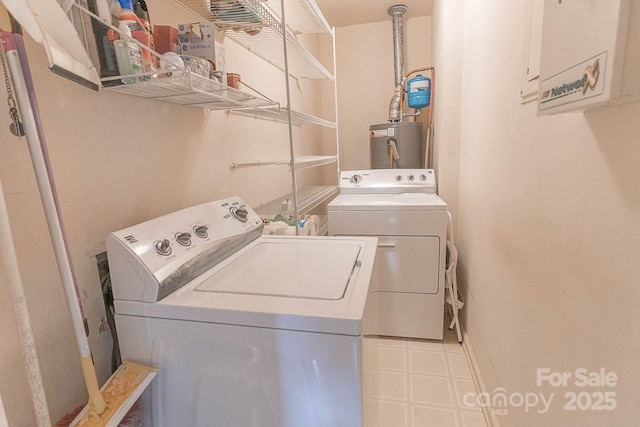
(195, 240, 361, 300)
(115, 235, 379, 336)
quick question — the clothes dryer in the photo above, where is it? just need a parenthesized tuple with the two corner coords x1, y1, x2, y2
(328, 169, 447, 339)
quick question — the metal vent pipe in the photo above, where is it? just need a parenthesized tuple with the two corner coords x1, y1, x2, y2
(388, 4, 407, 88)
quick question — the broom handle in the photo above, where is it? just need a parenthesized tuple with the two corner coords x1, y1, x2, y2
(3, 31, 106, 415)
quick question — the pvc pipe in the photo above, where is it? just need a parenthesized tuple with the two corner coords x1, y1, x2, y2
(0, 165, 52, 427)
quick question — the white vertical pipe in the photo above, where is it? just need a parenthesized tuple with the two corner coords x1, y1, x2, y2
(0, 170, 52, 427)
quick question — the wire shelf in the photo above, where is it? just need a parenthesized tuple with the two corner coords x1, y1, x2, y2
(101, 69, 279, 109)
(175, 0, 334, 80)
(231, 155, 337, 169)
(254, 185, 338, 217)
(263, 0, 332, 34)
(231, 107, 336, 127)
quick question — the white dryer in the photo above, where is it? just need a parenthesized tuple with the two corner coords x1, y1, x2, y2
(106, 196, 378, 427)
(328, 169, 447, 340)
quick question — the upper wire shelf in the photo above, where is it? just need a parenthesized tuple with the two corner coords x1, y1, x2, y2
(101, 69, 279, 109)
(175, 0, 334, 80)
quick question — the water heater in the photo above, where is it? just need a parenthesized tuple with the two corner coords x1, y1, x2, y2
(370, 122, 424, 169)
(537, 0, 640, 114)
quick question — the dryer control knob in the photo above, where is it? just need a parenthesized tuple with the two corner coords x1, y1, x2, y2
(407, 174, 414, 181)
(419, 174, 427, 181)
(231, 206, 249, 222)
(154, 239, 172, 256)
(350, 174, 363, 184)
(175, 232, 192, 246)
(193, 225, 208, 239)
(395, 175, 403, 181)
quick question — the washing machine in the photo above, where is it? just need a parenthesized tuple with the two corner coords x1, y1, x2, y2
(106, 196, 378, 427)
(328, 169, 447, 340)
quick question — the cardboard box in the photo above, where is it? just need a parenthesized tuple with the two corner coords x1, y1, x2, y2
(178, 22, 216, 63)
(153, 25, 180, 55)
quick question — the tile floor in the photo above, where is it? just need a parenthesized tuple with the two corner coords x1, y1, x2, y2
(363, 317, 488, 427)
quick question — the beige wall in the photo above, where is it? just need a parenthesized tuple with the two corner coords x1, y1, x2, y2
(335, 16, 431, 171)
(0, 1, 329, 424)
(434, 0, 640, 425)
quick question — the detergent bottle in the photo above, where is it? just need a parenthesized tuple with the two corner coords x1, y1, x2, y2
(118, 0, 156, 73)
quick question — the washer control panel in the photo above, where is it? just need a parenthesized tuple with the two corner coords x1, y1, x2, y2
(106, 196, 264, 302)
(339, 169, 436, 194)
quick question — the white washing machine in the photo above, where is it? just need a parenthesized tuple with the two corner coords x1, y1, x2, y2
(328, 169, 447, 340)
(106, 196, 378, 427)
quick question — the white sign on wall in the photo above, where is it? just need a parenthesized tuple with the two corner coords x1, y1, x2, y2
(538, 51, 607, 112)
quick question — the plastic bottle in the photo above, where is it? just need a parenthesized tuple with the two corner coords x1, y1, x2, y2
(133, 0, 158, 70)
(88, 0, 119, 84)
(118, 0, 156, 73)
(114, 21, 144, 84)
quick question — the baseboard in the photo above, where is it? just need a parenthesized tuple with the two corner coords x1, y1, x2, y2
(462, 330, 501, 427)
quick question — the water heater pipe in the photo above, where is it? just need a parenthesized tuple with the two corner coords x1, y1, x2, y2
(388, 66, 433, 122)
(388, 5, 407, 88)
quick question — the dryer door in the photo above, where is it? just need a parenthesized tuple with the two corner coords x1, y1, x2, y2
(373, 236, 440, 294)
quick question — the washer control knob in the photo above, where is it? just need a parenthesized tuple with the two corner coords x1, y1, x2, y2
(154, 239, 172, 256)
(350, 174, 363, 184)
(395, 175, 403, 181)
(175, 232, 192, 246)
(193, 225, 208, 239)
(419, 174, 427, 181)
(231, 206, 249, 222)
(407, 174, 414, 181)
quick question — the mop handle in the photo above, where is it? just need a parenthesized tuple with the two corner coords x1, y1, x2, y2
(3, 31, 90, 359)
(3, 29, 107, 416)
